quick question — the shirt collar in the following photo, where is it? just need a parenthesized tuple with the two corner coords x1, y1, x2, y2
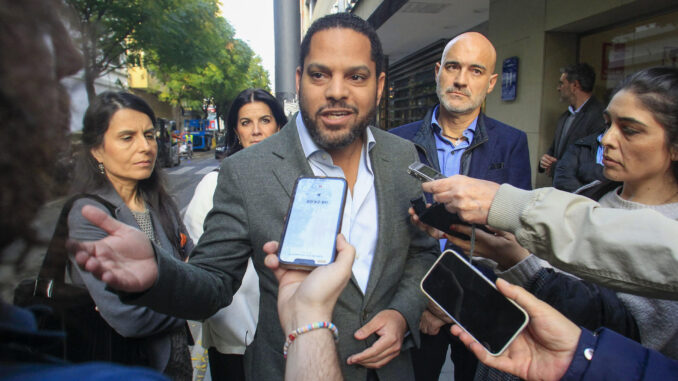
(431, 104, 478, 139)
(568, 96, 591, 115)
(295, 112, 376, 160)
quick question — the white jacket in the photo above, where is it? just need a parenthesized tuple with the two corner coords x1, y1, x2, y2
(183, 171, 259, 354)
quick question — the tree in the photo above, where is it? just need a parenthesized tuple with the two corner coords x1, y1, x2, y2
(152, 16, 271, 122)
(63, 0, 221, 102)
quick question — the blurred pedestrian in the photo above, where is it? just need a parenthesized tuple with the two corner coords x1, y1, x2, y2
(0, 0, 166, 379)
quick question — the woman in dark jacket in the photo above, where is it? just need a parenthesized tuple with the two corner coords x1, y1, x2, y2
(68, 91, 193, 380)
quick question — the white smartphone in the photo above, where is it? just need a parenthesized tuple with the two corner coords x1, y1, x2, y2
(277, 177, 348, 269)
(420, 249, 529, 356)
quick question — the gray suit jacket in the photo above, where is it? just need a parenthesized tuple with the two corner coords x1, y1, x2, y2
(132, 116, 439, 380)
(68, 185, 190, 371)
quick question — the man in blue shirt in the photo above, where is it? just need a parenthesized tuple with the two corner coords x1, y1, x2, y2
(390, 32, 531, 381)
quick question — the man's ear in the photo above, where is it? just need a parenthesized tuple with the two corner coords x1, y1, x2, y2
(434, 62, 441, 79)
(487, 73, 498, 94)
(376, 72, 386, 105)
(572, 79, 582, 91)
(295, 66, 302, 94)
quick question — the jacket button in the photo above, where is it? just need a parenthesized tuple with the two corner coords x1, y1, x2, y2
(584, 348, 594, 361)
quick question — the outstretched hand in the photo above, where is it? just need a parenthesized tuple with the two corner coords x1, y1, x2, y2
(408, 206, 445, 240)
(264, 234, 355, 333)
(450, 278, 580, 381)
(445, 225, 529, 269)
(421, 175, 500, 225)
(66, 205, 159, 292)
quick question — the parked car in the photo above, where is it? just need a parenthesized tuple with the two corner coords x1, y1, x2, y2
(215, 134, 227, 160)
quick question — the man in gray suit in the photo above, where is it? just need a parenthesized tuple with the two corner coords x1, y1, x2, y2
(71, 13, 438, 381)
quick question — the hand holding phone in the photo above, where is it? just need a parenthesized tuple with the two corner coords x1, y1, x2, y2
(278, 177, 347, 269)
(408, 162, 446, 182)
(421, 250, 529, 356)
(408, 162, 492, 239)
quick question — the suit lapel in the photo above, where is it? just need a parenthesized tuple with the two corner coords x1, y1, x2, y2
(362, 127, 393, 302)
(270, 117, 314, 198)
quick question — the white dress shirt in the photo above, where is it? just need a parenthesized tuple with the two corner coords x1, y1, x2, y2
(296, 113, 378, 293)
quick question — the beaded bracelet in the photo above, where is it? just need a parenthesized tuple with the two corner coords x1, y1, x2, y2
(283, 321, 339, 358)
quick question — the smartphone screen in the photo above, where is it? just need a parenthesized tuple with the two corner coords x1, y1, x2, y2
(278, 177, 347, 268)
(421, 249, 529, 355)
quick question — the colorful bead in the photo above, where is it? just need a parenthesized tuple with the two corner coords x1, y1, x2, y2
(283, 321, 339, 358)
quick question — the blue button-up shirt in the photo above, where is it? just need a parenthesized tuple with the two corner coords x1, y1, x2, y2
(431, 105, 478, 251)
(431, 105, 478, 178)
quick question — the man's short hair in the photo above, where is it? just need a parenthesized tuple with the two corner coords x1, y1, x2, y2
(299, 12, 384, 77)
(560, 63, 596, 93)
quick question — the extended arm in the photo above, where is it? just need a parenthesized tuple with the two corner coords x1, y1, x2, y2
(68, 201, 184, 337)
(488, 184, 678, 299)
(69, 161, 252, 319)
(264, 235, 355, 381)
(422, 177, 678, 299)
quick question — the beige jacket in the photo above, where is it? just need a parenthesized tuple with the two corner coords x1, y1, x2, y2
(488, 184, 678, 300)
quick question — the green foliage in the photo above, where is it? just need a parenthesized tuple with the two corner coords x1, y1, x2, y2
(152, 17, 271, 119)
(64, 0, 270, 110)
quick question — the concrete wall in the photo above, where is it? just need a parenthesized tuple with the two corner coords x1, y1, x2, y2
(485, 0, 548, 187)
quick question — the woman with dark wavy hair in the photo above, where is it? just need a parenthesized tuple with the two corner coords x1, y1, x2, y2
(68, 91, 193, 379)
(224, 88, 288, 156)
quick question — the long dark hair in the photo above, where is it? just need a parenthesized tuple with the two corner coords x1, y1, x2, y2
(225, 88, 287, 156)
(612, 67, 678, 182)
(73, 91, 184, 253)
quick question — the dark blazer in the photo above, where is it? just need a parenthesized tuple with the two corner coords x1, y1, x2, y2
(553, 133, 606, 192)
(129, 116, 439, 381)
(539, 96, 606, 174)
(68, 185, 191, 372)
(390, 106, 532, 191)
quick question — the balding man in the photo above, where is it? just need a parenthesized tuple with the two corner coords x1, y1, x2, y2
(390, 32, 531, 381)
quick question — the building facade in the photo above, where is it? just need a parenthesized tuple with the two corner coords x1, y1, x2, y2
(302, 0, 678, 187)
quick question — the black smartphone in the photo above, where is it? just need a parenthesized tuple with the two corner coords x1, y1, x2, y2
(410, 197, 492, 240)
(421, 249, 529, 356)
(408, 162, 446, 182)
(278, 177, 348, 269)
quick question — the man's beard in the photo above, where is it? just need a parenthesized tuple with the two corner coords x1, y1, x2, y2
(437, 82, 484, 115)
(299, 87, 377, 151)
